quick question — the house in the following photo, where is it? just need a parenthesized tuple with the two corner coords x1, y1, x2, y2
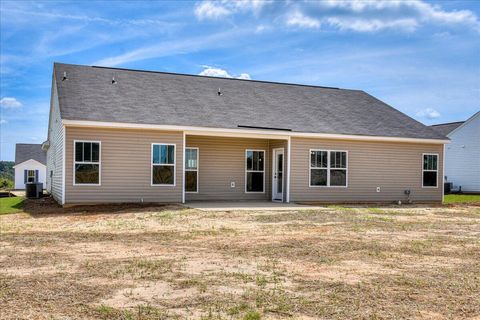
(43, 63, 449, 205)
(431, 111, 480, 192)
(13, 144, 47, 190)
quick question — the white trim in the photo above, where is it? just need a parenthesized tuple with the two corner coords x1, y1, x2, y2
(422, 153, 439, 188)
(287, 137, 291, 203)
(442, 144, 445, 203)
(185, 147, 199, 194)
(61, 125, 66, 205)
(272, 148, 284, 202)
(182, 133, 186, 203)
(62, 120, 449, 145)
(13, 159, 46, 169)
(26, 169, 36, 183)
(309, 149, 349, 188)
(245, 149, 266, 193)
(151, 143, 176, 187)
(73, 140, 102, 186)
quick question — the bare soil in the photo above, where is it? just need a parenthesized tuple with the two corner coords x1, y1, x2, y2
(1, 198, 479, 319)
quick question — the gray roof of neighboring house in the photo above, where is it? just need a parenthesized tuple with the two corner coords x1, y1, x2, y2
(430, 121, 465, 136)
(53, 62, 447, 140)
(15, 144, 46, 165)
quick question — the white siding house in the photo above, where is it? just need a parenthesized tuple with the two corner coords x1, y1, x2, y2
(13, 144, 47, 190)
(433, 112, 480, 193)
(14, 159, 47, 189)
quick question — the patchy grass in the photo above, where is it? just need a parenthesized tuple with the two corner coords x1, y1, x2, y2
(0, 199, 479, 319)
(444, 194, 480, 204)
(0, 196, 24, 215)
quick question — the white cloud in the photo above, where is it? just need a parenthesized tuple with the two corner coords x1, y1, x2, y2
(0, 119, 7, 124)
(314, 0, 480, 32)
(94, 29, 247, 66)
(194, 0, 480, 33)
(237, 73, 251, 80)
(0, 97, 22, 109)
(326, 17, 418, 32)
(199, 67, 232, 78)
(194, 1, 231, 20)
(255, 25, 269, 33)
(199, 66, 251, 80)
(194, 0, 272, 20)
(287, 11, 320, 29)
(416, 108, 441, 119)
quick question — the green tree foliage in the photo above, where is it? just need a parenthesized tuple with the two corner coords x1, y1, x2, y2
(0, 161, 14, 189)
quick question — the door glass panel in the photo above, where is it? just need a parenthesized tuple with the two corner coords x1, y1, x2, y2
(277, 154, 283, 193)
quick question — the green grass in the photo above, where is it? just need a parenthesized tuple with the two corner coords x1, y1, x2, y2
(0, 197, 24, 214)
(444, 194, 480, 204)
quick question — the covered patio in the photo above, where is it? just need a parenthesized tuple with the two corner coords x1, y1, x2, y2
(182, 130, 291, 203)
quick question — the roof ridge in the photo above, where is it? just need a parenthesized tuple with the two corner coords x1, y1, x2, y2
(430, 121, 465, 127)
(54, 62, 345, 91)
(16, 143, 43, 145)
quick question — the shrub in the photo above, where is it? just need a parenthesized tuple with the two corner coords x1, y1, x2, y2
(0, 178, 13, 189)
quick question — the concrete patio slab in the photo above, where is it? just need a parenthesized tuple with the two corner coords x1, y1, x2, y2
(185, 201, 326, 211)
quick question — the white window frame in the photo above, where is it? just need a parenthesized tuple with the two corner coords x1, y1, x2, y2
(27, 170, 36, 183)
(309, 149, 348, 188)
(185, 147, 199, 193)
(422, 153, 439, 188)
(73, 140, 101, 186)
(151, 143, 176, 187)
(245, 149, 265, 193)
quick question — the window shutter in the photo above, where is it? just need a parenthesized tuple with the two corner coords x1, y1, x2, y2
(35, 170, 39, 183)
(24, 170, 27, 184)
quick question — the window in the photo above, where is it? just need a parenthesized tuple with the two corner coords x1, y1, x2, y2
(310, 150, 348, 187)
(185, 147, 198, 192)
(422, 154, 438, 187)
(152, 144, 175, 185)
(27, 170, 36, 183)
(74, 141, 100, 185)
(246, 150, 265, 192)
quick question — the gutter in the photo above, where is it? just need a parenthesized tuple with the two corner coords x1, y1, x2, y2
(62, 119, 450, 145)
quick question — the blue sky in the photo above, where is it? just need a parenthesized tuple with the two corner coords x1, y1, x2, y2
(1, 0, 479, 161)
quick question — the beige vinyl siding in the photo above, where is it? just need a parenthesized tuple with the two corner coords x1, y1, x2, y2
(65, 127, 183, 204)
(290, 137, 443, 203)
(186, 136, 270, 201)
(268, 139, 288, 202)
(46, 77, 64, 203)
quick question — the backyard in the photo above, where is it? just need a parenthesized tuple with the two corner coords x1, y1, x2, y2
(0, 197, 479, 319)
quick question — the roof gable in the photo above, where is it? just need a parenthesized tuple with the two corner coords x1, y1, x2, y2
(13, 158, 46, 168)
(15, 144, 46, 165)
(54, 62, 446, 140)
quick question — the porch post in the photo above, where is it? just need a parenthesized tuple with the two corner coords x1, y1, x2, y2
(182, 131, 186, 204)
(287, 136, 291, 203)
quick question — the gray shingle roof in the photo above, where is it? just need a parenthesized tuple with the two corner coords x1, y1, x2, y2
(430, 121, 465, 136)
(54, 62, 447, 140)
(15, 144, 46, 165)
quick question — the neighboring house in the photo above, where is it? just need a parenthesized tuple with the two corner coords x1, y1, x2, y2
(431, 112, 480, 192)
(13, 144, 47, 190)
(43, 63, 449, 205)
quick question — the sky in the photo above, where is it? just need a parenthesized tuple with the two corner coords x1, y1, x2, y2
(1, 0, 479, 161)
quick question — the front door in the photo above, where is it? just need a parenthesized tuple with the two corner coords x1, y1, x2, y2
(272, 148, 284, 202)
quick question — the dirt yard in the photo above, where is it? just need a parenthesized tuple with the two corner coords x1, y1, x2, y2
(1, 198, 479, 319)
